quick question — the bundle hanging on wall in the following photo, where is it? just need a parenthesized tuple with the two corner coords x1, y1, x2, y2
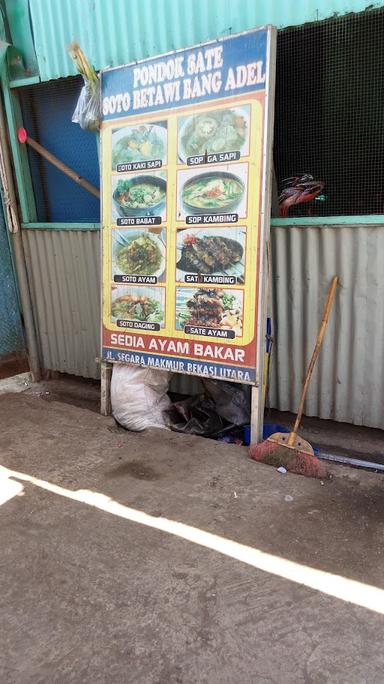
(68, 43, 100, 132)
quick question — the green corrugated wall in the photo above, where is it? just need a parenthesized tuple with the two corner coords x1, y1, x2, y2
(5, 0, 384, 82)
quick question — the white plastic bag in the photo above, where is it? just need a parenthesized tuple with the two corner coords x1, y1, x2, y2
(111, 365, 171, 431)
(72, 77, 101, 131)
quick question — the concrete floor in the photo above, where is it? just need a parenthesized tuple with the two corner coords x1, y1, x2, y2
(1, 389, 384, 683)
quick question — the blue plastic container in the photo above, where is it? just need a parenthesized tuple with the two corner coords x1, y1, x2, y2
(243, 423, 319, 455)
(243, 423, 289, 446)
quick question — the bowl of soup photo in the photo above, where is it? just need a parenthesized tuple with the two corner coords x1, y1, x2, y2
(181, 171, 244, 215)
(113, 175, 166, 217)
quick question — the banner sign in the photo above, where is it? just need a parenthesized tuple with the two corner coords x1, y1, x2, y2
(101, 27, 275, 384)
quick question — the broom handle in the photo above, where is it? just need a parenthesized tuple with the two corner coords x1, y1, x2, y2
(288, 276, 338, 446)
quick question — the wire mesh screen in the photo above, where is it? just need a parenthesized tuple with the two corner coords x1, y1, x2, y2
(19, 77, 100, 223)
(274, 9, 384, 217)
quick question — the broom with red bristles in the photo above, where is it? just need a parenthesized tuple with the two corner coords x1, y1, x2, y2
(250, 276, 339, 478)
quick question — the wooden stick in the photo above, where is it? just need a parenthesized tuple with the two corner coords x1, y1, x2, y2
(100, 361, 113, 416)
(287, 276, 338, 446)
(22, 133, 100, 199)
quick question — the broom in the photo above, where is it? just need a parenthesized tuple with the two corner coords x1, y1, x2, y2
(250, 276, 338, 478)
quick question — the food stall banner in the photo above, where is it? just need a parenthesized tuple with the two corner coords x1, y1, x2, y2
(101, 27, 276, 385)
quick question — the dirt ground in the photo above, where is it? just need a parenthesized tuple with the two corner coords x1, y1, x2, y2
(1, 386, 384, 683)
(0, 353, 29, 380)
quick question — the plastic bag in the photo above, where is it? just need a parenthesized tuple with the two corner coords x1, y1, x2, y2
(111, 365, 171, 431)
(203, 379, 250, 425)
(166, 394, 228, 436)
(72, 77, 101, 131)
(166, 381, 250, 436)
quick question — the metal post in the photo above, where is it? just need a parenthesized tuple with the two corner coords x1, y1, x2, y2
(0, 94, 41, 381)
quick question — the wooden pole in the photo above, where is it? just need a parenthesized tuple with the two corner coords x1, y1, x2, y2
(100, 361, 113, 416)
(288, 276, 339, 445)
(18, 128, 100, 199)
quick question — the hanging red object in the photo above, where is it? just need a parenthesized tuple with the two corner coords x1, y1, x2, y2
(17, 127, 28, 144)
(279, 174, 324, 217)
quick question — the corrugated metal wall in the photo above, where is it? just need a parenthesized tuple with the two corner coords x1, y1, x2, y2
(8, 1, 384, 429)
(269, 224, 384, 428)
(22, 229, 100, 378)
(21, 224, 384, 429)
(24, 0, 384, 82)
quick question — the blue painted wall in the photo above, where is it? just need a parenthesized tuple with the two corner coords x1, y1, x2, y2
(0, 204, 25, 355)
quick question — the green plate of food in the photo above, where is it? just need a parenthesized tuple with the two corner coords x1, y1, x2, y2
(113, 231, 165, 278)
(178, 107, 249, 162)
(112, 124, 167, 168)
(111, 287, 164, 325)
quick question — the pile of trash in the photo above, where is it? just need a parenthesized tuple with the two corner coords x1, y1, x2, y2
(110, 365, 250, 441)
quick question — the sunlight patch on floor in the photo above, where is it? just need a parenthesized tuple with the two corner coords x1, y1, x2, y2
(0, 471, 24, 504)
(1, 463, 383, 615)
